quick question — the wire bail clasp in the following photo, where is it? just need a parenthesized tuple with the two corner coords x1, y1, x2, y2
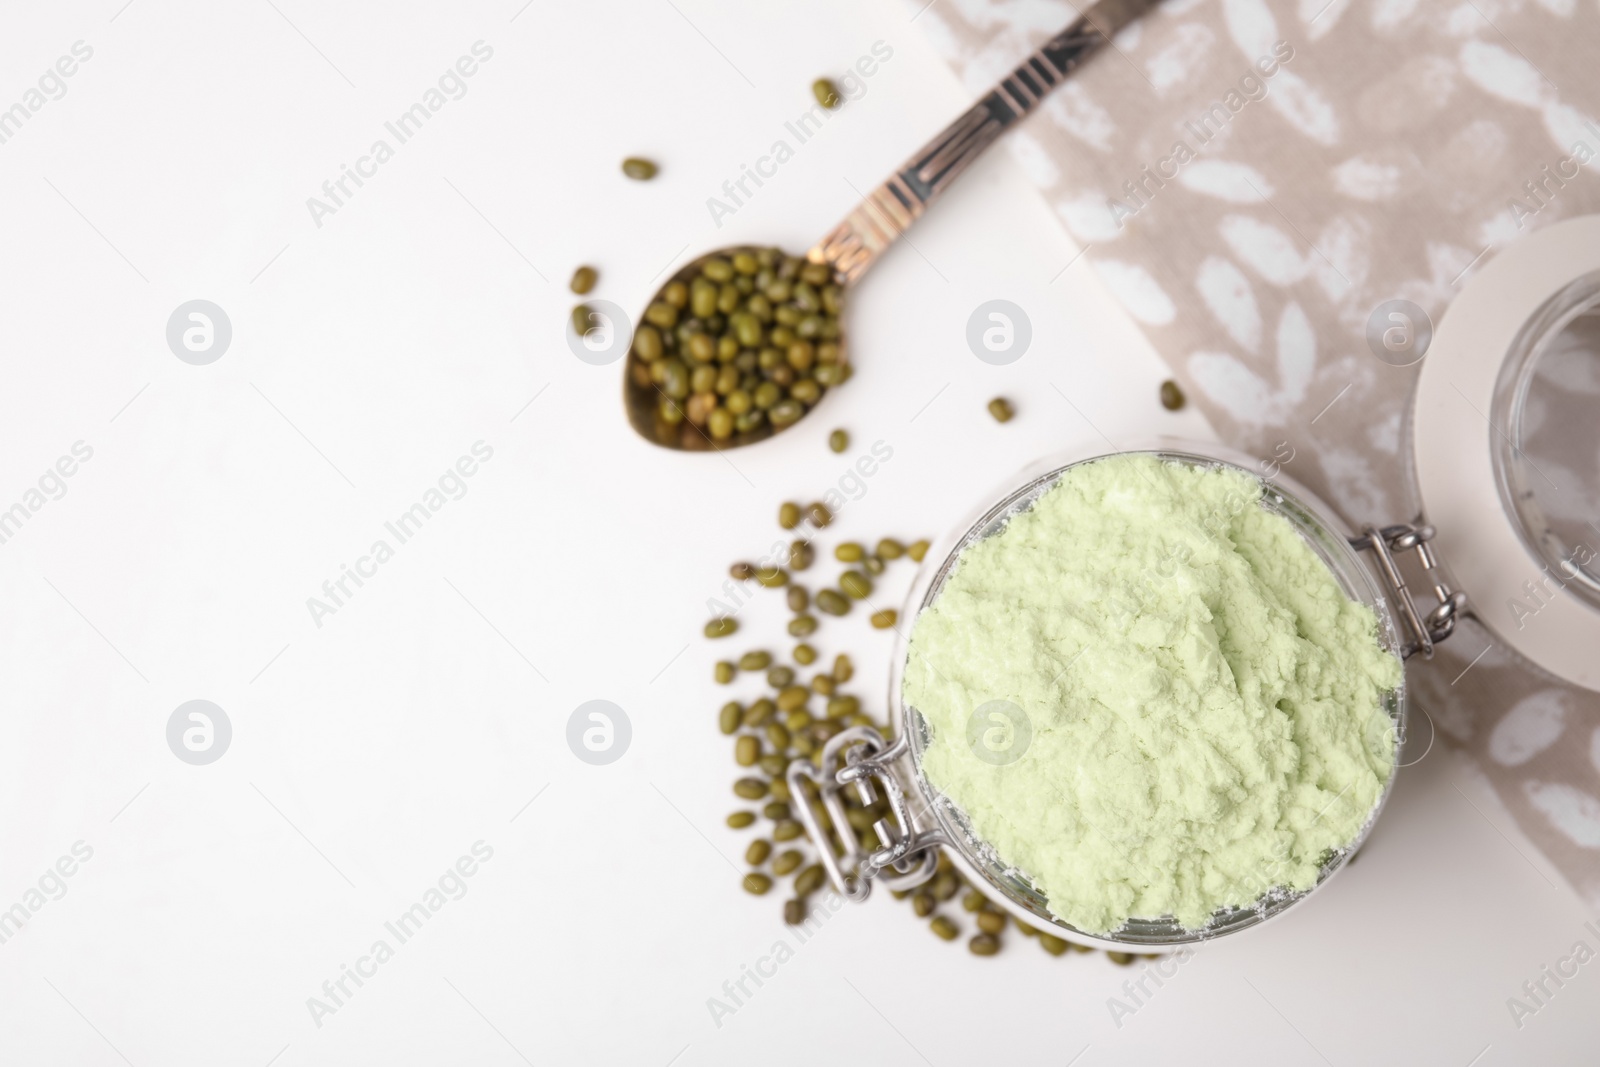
(787, 727, 945, 902)
(1349, 522, 1469, 659)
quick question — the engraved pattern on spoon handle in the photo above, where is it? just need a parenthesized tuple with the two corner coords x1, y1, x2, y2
(809, 0, 1158, 284)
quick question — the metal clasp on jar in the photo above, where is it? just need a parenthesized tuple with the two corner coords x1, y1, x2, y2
(787, 726, 944, 901)
(1349, 521, 1470, 659)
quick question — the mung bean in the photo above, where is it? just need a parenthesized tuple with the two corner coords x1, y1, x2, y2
(621, 157, 658, 180)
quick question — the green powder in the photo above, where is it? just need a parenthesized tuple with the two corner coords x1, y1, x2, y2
(903, 454, 1402, 934)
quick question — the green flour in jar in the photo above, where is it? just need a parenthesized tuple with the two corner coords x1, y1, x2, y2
(902, 454, 1402, 934)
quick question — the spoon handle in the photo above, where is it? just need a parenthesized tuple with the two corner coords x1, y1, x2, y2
(809, 0, 1160, 284)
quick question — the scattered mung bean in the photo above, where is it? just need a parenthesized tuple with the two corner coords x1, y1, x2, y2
(815, 590, 849, 616)
(839, 572, 872, 599)
(813, 78, 842, 109)
(569, 265, 597, 294)
(621, 157, 658, 180)
(1160, 379, 1186, 411)
(794, 865, 826, 896)
(988, 397, 1015, 423)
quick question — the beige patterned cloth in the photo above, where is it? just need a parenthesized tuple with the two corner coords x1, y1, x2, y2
(914, 0, 1600, 903)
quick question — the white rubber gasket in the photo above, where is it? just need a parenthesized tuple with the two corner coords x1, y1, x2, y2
(1413, 214, 1600, 692)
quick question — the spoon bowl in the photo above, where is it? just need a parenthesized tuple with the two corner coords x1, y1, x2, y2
(623, 246, 848, 452)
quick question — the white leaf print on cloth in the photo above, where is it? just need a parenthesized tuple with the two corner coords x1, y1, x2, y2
(1219, 214, 1313, 284)
(1056, 192, 1123, 242)
(1489, 689, 1570, 765)
(1178, 160, 1276, 202)
(1042, 83, 1117, 152)
(1367, 409, 1402, 454)
(1299, 0, 1350, 38)
(1007, 129, 1061, 188)
(1094, 259, 1178, 324)
(1145, 23, 1217, 91)
(1313, 214, 1370, 302)
(1525, 781, 1600, 848)
(1265, 69, 1341, 145)
(1333, 155, 1404, 200)
(1222, 0, 1281, 57)
(1187, 301, 1315, 422)
(1273, 301, 1315, 401)
(1460, 39, 1551, 108)
(1544, 101, 1600, 157)
(1189, 350, 1275, 422)
(1197, 256, 1263, 352)
(1371, 0, 1424, 32)
(1318, 445, 1393, 521)
(1357, 56, 1457, 132)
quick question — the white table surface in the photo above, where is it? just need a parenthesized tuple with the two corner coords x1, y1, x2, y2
(0, 1, 1594, 1064)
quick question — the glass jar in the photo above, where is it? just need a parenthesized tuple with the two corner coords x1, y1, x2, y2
(792, 440, 1451, 949)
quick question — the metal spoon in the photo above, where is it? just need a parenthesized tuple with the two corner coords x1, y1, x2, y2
(625, 0, 1159, 450)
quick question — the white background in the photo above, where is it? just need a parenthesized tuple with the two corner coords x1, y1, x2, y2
(0, 0, 1594, 1064)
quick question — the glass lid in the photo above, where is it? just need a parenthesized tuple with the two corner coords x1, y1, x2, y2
(1492, 270, 1600, 612)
